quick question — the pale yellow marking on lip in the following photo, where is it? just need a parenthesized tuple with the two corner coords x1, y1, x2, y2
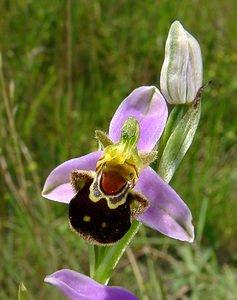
(101, 222, 107, 228)
(83, 215, 91, 222)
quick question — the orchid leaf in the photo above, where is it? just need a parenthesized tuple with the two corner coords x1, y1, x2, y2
(158, 101, 201, 182)
(18, 282, 29, 300)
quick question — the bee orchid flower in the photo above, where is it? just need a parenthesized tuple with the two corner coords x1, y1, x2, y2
(45, 269, 139, 300)
(42, 86, 194, 244)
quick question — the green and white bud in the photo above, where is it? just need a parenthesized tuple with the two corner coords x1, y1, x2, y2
(160, 20, 203, 104)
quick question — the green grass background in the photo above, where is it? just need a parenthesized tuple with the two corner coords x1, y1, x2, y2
(1, 1, 237, 299)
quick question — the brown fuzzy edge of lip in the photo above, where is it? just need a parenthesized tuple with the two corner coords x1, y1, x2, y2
(70, 170, 95, 192)
(129, 190, 150, 218)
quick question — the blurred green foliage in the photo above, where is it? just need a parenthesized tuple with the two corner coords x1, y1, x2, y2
(0, 0, 236, 299)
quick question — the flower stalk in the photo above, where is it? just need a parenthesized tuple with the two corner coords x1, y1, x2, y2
(92, 220, 141, 284)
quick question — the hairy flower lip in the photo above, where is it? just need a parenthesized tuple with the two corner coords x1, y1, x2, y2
(42, 86, 194, 242)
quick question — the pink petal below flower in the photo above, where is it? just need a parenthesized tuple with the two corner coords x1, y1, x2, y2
(45, 269, 139, 300)
(109, 86, 168, 152)
(135, 167, 194, 242)
(42, 151, 102, 203)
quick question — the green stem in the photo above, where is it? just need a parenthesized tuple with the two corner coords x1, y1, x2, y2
(88, 244, 95, 278)
(93, 221, 141, 284)
(155, 105, 187, 168)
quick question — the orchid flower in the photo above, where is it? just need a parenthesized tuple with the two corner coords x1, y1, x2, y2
(45, 269, 139, 300)
(42, 86, 194, 244)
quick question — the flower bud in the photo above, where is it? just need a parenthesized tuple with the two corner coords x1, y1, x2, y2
(160, 21, 203, 104)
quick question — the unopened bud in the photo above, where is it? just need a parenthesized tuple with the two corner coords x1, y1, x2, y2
(160, 21, 203, 104)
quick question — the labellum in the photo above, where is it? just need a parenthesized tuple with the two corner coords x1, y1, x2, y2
(69, 170, 149, 245)
(68, 118, 150, 245)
